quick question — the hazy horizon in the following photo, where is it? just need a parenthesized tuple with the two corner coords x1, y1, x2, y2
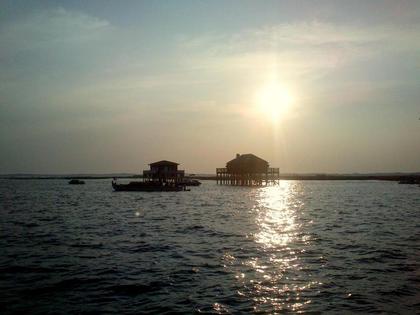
(1, 0, 420, 174)
(2, 170, 420, 177)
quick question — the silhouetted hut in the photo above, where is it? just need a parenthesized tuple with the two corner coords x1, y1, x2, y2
(143, 160, 185, 184)
(217, 153, 279, 186)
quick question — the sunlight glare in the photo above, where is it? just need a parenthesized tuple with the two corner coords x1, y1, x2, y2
(254, 182, 296, 248)
(256, 81, 294, 123)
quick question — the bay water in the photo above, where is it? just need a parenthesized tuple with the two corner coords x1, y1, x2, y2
(1, 179, 419, 313)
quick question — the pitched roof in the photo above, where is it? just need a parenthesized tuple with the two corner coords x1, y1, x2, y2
(149, 160, 179, 167)
(226, 153, 268, 165)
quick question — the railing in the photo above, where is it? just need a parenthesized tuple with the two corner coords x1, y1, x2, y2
(143, 170, 185, 176)
(217, 168, 279, 174)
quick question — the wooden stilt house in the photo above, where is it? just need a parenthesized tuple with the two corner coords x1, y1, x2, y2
(143, 160, 185, 184)
(216, 153, 279, 186)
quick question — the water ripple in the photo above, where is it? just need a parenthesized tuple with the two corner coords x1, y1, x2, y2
(0, 179, 419, 313)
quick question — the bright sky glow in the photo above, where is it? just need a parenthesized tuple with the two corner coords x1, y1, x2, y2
(0, 1, 419, 174)
(256, 81, 295, 124)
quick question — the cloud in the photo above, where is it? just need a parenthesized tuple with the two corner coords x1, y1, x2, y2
(1, 11, 419, 122)
(0, 8, 115, 120)
(171, 20, 420, 120)
(0, 7, 111, 57)
(178, 21, 420, 79)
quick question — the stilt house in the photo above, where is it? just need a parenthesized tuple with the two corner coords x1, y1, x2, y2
(143, 160, 185, 184)
(216, 153, 279, 186)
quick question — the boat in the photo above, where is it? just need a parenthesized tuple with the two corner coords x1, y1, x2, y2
(112, 180, 187, 192)
(68, 179, 85, 185)
(112, 160, 193, 192)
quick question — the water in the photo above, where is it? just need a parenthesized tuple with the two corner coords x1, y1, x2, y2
(0, 179, 419, 314)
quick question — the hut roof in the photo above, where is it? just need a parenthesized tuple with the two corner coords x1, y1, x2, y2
(226, 154, 268, 166)
(226, 154, 268, 174)
(226, 153, 269, 174)
(149, 160, 179, 167)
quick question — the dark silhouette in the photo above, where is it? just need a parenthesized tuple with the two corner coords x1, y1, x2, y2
(68, 179, 85, 185)
(216, 153, 280, 186)
(144, 160, 185, 184)
(112, 160, 188, 191)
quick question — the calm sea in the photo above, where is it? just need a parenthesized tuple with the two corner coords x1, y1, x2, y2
(0, 179, 419, 314)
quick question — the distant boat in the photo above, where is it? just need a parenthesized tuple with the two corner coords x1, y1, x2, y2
(112, 180, 187, 192)
(68, 179, 85, 185)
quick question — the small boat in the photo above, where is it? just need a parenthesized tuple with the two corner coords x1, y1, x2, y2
(112, 180, 187, 192)
(68, 179, 85, 185)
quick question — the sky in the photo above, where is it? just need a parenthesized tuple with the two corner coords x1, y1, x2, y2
(1, 0, 419, 174)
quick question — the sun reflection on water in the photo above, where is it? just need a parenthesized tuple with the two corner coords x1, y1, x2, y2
(236, 181, 320, 312)
(255, 181, 300, 248)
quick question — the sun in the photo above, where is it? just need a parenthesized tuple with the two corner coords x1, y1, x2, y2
(255, 81, 294, 123)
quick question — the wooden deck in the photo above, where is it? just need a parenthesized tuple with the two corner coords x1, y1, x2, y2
(216, 168, 280, 186)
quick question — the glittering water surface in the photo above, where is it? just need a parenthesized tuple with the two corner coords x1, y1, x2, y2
(1, 179, 419, 314)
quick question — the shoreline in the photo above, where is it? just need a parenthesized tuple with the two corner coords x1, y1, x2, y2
(2, 174, 420, 182)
